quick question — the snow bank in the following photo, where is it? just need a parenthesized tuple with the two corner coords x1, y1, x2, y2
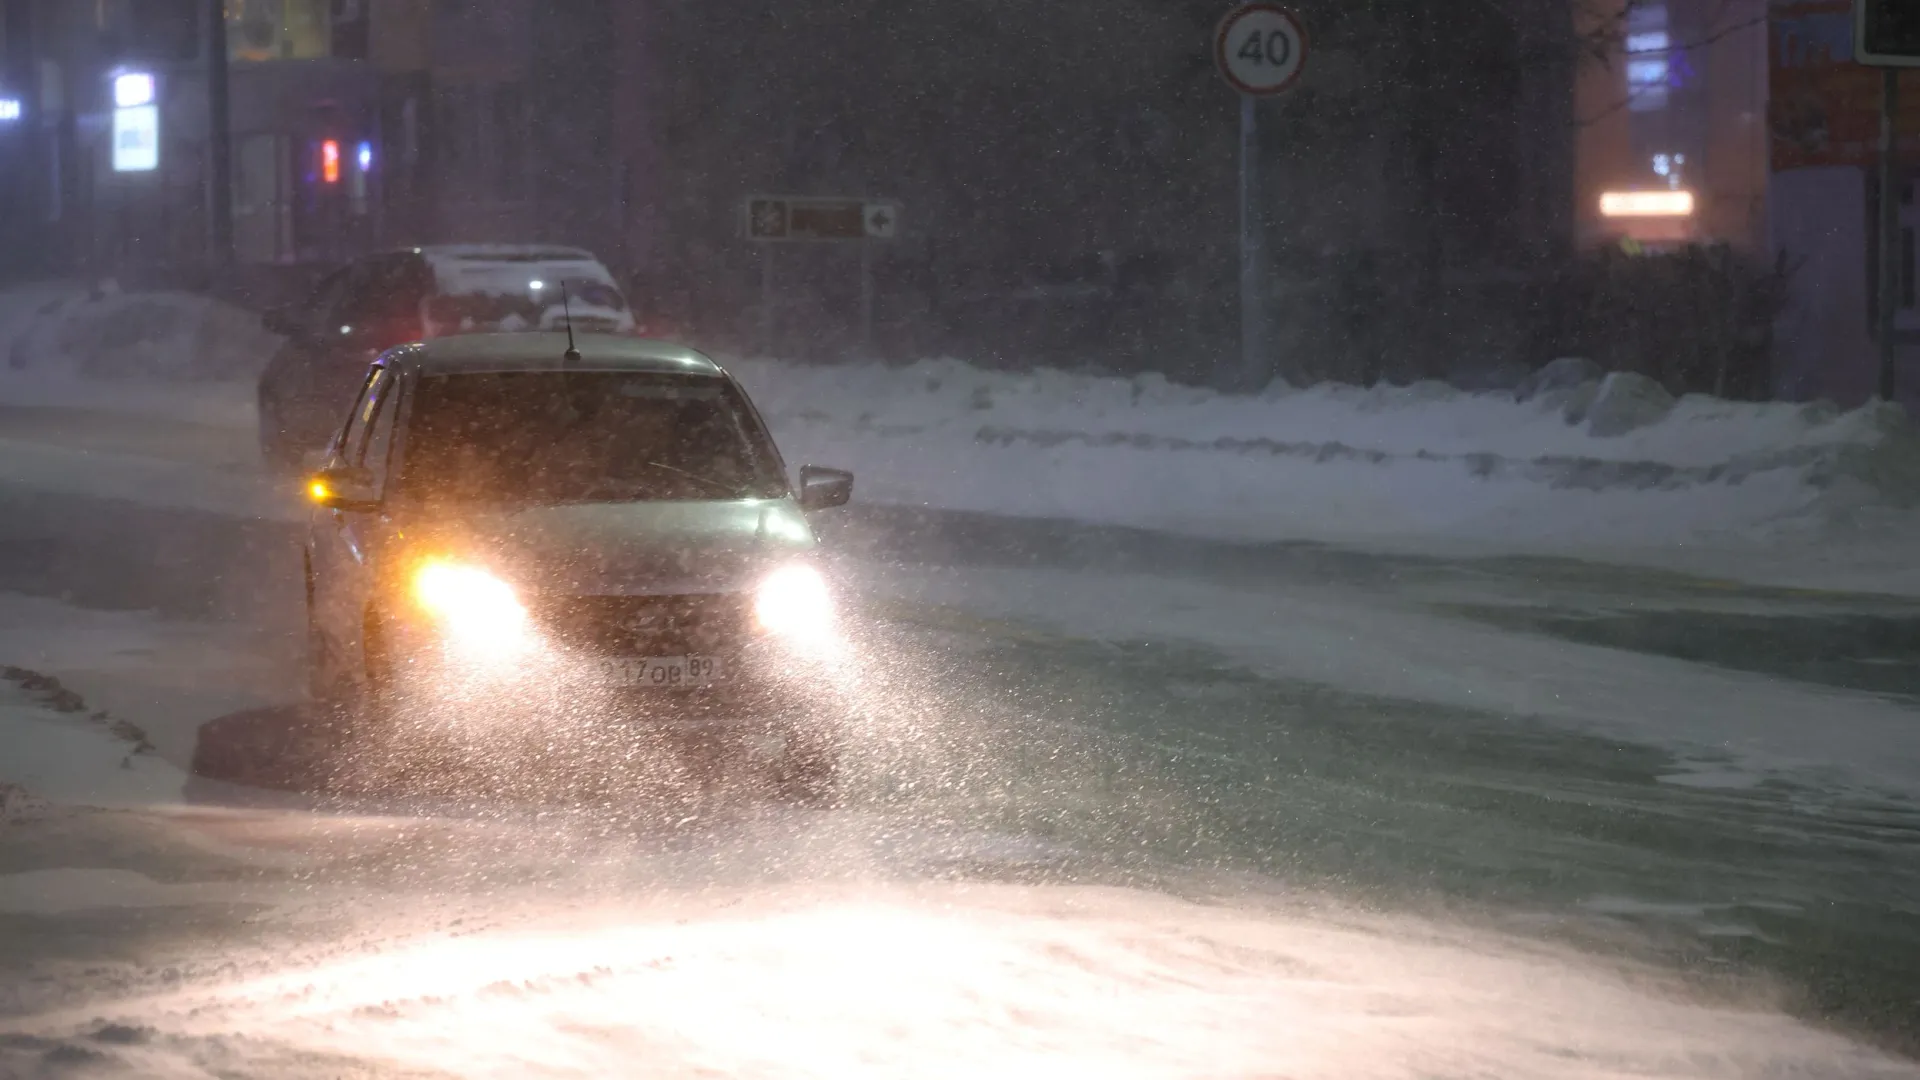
(1, 282, 281, 383)
(728, 356, 1920, 551)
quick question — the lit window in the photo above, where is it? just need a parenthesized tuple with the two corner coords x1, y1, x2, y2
(1625, 2, 1669, 110)
(1600, 190, 1695, 218)
(1628, 59, 1669, 86)
(228, 0, 333, 62)
(112, 72, 155, 108)
(1628, 58, 1669, 111)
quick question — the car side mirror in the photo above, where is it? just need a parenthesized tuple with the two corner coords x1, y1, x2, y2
(306, 465, 379, 512)
(262, 306, 299, 337)
(797, 465, 853, 512)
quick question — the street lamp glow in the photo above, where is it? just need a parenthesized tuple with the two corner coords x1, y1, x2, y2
(0, 99, 21, 122)
(357, 141, 373, 170)
(1599, 190, 1695, 218)
(112, 72, 155, 108)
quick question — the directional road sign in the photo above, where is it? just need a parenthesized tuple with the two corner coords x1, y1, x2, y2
(744, 196, 901, 242)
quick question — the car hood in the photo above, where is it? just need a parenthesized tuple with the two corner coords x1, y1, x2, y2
(418, 499, 817, 596)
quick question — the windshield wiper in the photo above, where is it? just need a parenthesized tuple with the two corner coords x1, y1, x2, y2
(642, 460, 737, 496)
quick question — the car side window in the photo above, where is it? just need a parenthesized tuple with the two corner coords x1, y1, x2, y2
(304, 269, 354, 341)
(341, 256, 430, 347)
(344, 368, 393, 462)
(366, 256, 431, 324)
(332, 369, 382, 462)
(332, 259, 381, 336)
(360, 375, 401, 490)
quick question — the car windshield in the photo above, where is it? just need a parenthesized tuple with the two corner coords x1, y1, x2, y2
(401, 371, 787, 505)
(424, 279, 629, 334)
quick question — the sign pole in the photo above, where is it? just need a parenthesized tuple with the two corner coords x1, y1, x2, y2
(860, 239, 875, 356)
(761, 245, 775, 356)
(1239, 94, 1266, 390)
(1215, 3, 1305, 392)
(744, 195, 900, 357)
(206, 0, 233, 269)
(1878, 68, 1901, 401)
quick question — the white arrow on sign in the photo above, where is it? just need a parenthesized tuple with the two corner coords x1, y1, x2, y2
(864, 201, 899, 239)
(1215, 3, 1308, 97)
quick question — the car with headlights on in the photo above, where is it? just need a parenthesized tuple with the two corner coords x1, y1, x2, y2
(301, 332, 854, 798)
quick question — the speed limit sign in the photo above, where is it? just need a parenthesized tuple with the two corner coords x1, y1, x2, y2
(1215, 3, 1308, 96)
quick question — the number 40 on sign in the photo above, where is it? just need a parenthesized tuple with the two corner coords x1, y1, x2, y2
(1215, 3, 1308, 97)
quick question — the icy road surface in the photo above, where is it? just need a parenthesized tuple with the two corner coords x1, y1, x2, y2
(0, 399, 1917, 1077)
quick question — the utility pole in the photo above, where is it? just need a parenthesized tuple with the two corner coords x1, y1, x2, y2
(1412, 0, 1441, 310)
(206, 0, 233, 269)
(1878, 70, 1902, 401)
(1856, 0, 1920, 401)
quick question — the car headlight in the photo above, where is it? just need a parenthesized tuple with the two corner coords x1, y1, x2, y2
(412, 558, 529, 656)
(754, 564, 834, 637)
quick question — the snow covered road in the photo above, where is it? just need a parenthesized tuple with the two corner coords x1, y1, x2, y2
(0, 385, 1917, 1076)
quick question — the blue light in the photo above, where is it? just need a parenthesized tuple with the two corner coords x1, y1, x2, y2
(0, 98, 21, 122)
(356, 141, 373, 171)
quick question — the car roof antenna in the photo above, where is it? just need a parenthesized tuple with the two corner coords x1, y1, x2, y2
(560, 281, 581, 366)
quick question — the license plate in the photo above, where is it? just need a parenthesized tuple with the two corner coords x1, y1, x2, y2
(597, 655, 723, 688)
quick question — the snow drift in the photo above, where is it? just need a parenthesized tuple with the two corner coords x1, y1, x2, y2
(726, 356, 1920, 552)
(1, 282, 281, 383)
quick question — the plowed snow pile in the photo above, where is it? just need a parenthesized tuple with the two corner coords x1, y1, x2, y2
(729, 357, 1920, 555)
(2, 282, 278, 383)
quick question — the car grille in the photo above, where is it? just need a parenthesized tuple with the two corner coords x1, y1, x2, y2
(537, 593, 753, 656)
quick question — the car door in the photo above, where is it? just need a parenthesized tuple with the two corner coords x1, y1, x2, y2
(309, 366, 386, 671)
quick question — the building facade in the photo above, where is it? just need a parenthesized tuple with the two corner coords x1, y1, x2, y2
(0, 0, 386, 279)
(1574, 0, 1771, 253)
(1768, 0, 1920, 408)
(0, 0, 632, 284)
(1573, 0, 1920, 409)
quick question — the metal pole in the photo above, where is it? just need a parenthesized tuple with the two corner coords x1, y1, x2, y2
(859, 239, 875, 357)
(760, 245, 775, 356)
(206, 0, 233, 269)
(1238, 94, 1267, 390)
(1878, 68, 1901, 402)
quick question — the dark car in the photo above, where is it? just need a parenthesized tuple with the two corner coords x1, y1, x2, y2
(258, 245, 642, 472)
(301, 332, 856, 799)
